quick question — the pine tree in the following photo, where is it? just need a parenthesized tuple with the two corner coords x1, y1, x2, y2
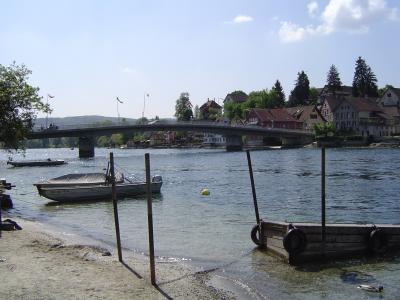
(288, 71, 310, 107)
(271, 80, 285, 107)
(352, 56, 378, 97)
(326, 65, 342, 93)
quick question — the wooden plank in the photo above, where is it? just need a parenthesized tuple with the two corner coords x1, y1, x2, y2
(305, 234, 367, 243)
(306, 242, 366, 252)
(267, 237, 284, 249)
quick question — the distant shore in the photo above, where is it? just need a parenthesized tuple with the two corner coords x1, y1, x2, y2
(0, 217, 236, 299)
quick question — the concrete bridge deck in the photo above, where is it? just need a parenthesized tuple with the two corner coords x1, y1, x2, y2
(28, 121, 314, 157)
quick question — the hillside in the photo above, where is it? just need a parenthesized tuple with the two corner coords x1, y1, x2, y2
(34, 115, 137, 128)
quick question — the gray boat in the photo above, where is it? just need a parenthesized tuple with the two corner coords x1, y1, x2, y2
(34, 172, 162, 202)
(7, 159, 65, 167)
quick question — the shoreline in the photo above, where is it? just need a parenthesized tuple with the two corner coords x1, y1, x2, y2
(0, 217, 245, 299)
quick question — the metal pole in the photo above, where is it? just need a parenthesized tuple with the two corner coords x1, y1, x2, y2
(110, 152, 123, 262)
(321, 147, 326, 253)
(246, 150, 260, 225)
(145, 153, 156, 285)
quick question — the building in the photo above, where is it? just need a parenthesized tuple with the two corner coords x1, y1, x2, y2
(199, 99, 222, 120)
(286, 105, 326, 132)
(378, 87, 400, 135)
(320, 95, 393, 138)
(245, 108, 302, 146)
(246, 108, 302, 129)
(378, 87, 400, 107)
(224, 91, 248, 104)
(198, 99, 226, 147)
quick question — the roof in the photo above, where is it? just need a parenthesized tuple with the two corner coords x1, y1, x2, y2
(200, 100, 222, 110)
(224, 91, 248, 103)
(344, 97, 382, 112)
(382, 106, 400, 118)
(319, 85, 353, 96)
(323, 95, 344, 112)
(286, 105, 321, 122)
(249, 108, 299, 123)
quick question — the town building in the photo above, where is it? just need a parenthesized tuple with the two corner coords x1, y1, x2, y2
(286, 105, 326, 132)
(320, 95, 393, 138)
(245, 108, 302, 146)
(223, 91, 248, 104)
(198, 99, 226, 147)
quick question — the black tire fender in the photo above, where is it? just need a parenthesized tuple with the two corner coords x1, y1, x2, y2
(251, 224, 262, 246)
(283, 227, 307, 255)
(369, 228, 388, 254)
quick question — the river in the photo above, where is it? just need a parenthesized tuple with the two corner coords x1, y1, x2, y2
(1, 147, 400, 299)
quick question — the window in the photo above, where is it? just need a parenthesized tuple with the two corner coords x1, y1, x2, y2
(310, 114, 317, 119)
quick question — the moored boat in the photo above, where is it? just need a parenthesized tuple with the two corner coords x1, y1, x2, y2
(34, 172, 162, 202)
(7, 159, 65, 167)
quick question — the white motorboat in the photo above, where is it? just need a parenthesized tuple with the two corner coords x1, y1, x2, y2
(34, 172, 162, 202)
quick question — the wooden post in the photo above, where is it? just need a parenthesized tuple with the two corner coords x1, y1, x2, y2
(110, 152, 123, 262)
(145, 153, 156, 285)
(0, 194, 2, 237)
(321, 147, 326, 254)
(246, 150, 260, 225)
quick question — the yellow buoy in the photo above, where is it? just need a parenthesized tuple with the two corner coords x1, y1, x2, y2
(201, 188, 210, 196)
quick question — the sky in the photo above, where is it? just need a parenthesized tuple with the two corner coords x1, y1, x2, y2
(1, 0, 399, 119)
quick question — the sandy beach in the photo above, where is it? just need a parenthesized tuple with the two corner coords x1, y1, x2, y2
(0, 218, 235, 300)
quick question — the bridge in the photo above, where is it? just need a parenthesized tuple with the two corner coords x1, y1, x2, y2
(28, 121, 314, 157)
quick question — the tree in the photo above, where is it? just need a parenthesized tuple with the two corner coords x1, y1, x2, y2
(288, 71, 310, 107)
(326, 65, 342, 93)
(175, 92, 193, 121)
(271, 80, 285, 107)
(0, 62, 48, 150)
(309, 87, 319, 105)
(352, 56, 378, 97)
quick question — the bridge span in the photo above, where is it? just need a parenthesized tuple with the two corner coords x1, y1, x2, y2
(28, 121, 314, 157)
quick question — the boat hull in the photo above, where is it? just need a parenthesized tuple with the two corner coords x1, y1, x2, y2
(36, 182, 162, 202)
(7, 160, 65, 167)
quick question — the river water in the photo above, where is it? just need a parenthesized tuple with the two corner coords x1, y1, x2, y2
(1, 147, 400, 299)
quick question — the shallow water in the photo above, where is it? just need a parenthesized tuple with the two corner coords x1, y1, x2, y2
(2, 147, 400, 299)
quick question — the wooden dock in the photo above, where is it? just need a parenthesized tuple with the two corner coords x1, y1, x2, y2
(252, 221, 400, 264)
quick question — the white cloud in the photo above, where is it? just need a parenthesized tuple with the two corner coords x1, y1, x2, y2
(308, 1, 319, 17)
(279, 0, 399, 43)
(278, 22, 307, 43)
(233, 15, 253, 23)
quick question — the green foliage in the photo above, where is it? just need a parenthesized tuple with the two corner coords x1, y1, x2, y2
(224, 101, 243, 121)
(378, 84, 394, 98)
(0, 62, 48, 150)
(326, 65, 342, 93)
(352, 56, 378, 97)
(271, 80, 285, 107)
(314, 122, 336, 137)
(309, 87, 319, 105)
(175, 92, 193, 121)
(288, 71, 310, 107)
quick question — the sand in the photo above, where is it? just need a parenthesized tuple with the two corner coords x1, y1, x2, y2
(0, 218, 235, 299)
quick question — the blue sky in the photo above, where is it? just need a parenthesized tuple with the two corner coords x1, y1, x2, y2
(1, 0, 399, 119)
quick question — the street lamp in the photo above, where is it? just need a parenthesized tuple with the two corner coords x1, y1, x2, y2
(142, 93, 150, 120)
(46, 94, 55, 128)
(116, 97, 124, 124)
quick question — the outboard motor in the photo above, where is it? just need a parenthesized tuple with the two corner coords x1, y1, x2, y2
(152, 175, 162, 183)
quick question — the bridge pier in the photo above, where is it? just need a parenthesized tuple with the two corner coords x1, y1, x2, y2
(225, 135, 243, 151)
(78, 136, 95, 158)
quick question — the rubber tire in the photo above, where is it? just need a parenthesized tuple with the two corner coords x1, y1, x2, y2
(251, 225, 261, 246)
(369, 228, 388, 254)
(283, 228, 307, 255)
